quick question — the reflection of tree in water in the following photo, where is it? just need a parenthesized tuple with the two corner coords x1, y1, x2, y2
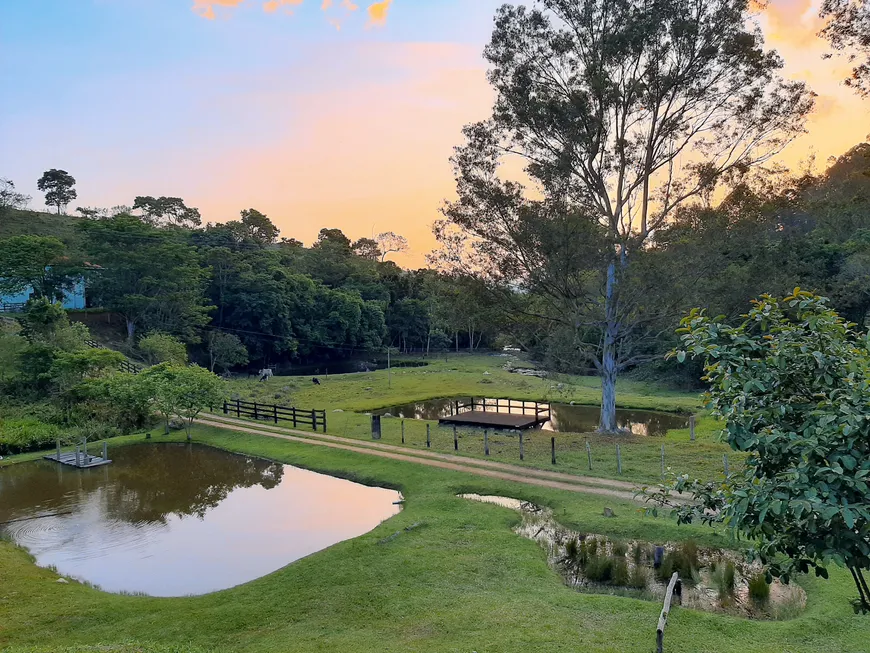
(103, 444, 284, 523)
(0, 444, 284, 526)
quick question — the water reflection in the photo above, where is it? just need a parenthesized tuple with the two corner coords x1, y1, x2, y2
(372, 399, 688, 436)
(0, 444, 401, 596)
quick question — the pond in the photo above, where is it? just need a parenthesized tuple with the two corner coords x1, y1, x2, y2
(373, 398, 688, 436)
(461, 494, 806, 620)
(0, 444, 402, 597)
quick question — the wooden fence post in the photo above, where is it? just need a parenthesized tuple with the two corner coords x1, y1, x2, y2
(311, 409, 317, 432)
(551, 437, 556, 465)
(253, 402, 259, 420)
(484, 430, 489, 456)
(617, 444, 622, 475)
(401, 420, 405, 444)
(519, 432, 524, 461)
(689, 415, 696, 442)
(102, 441, 108, 460)
(292, 408, 298, 428)
(236, 399, 241, 418)
(426, 424, 431, 448)
(223, 400, 228, 415)
(656, 572, 680, 653)
(586, 440, 592, 470)
(273, 404, 278, 424)
(453, 426, 458, 451)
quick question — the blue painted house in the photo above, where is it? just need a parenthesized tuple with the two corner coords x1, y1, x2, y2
(0, 277, 87, 312)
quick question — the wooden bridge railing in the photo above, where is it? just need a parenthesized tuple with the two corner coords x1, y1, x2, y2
(452, 398, 550, 420)
(223, 398, 327, 432)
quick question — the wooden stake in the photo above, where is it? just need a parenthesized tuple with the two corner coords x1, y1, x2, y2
(484, 430, 489, 456)
(551, 437, 556, 465)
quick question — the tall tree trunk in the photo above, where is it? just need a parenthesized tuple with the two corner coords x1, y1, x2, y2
(598, 256, 620, 433)
(126, 318, 135, 344)
(455, 330, 459, 352)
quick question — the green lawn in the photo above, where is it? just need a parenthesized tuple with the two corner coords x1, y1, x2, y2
(0, 426, 867, 652)
(222, 354, 739, 485)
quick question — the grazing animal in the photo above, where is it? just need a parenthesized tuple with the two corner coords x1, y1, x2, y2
(259, 368, 274, 382)
(312, 377, 321, 386)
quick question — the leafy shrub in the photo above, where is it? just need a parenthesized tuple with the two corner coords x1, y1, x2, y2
(748, 573, 771, 604)
(0, 416, 62, 455)
(585, 555, 613, 582)
(587, 537, 599, 556)
(612, 541, 628, 557)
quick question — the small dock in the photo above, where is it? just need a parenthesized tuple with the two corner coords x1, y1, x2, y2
(45, 439, 111, 469)
(439, 398, 550, 430)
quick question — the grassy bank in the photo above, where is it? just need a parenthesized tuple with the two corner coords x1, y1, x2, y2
(222, 354, 737, 485)
(0, 426, 867, 652)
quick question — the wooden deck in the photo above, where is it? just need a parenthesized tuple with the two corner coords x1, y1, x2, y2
(439, 411, 546, 430)
(44, 451, 112, 468)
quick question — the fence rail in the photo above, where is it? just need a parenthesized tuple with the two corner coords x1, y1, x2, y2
(0, 302, 26, 314)
(84, 339, 143, 374)
(223, 399, 327, 432)
(453, 397, 551, 420)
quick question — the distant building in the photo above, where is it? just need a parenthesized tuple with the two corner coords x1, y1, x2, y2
(0, 277, 87, 312)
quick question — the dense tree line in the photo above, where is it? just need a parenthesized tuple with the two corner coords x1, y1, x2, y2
(0, 200, 499, 371)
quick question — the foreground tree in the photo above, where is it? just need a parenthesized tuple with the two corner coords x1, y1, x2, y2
(37, 169, 77, 215)
(439, 0, 814, 431)
(0, 235, 77, 301)
(645, 291, 870, 612)
(820, 0, 870, 96)
(140, 363, 224, 439)
(206, 330, 248, 373)
(138, 332, 188, 366)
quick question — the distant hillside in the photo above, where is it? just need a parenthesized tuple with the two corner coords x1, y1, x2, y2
(0, 208, 84, 251)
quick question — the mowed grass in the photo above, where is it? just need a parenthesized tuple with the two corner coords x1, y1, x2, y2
(1, 426, 869, 653)
(223, 354, 739, 484)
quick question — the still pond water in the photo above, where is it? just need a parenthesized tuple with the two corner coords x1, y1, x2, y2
(0, 444, 401, 597)
(374, 398, 688, 436)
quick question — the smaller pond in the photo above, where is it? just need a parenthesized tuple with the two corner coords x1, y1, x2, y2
(460, 494, 806, 620)
(373, 398, 688, 436)
(0, 444, 402, 597)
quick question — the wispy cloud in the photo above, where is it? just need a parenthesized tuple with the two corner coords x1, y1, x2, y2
(192, 0, 392, 25)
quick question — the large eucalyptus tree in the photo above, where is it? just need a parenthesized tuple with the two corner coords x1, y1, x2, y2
(439, 0, 815, 431)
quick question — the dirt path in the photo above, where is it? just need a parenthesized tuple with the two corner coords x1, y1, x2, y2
(202, 413, 639, 490)
(196, 415, 642, 502)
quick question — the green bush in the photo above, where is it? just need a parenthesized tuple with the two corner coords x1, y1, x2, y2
(612, 558, 630, 586)
(628, 565, 648, 589)
(585, 555, 613, 583)
(748, 573, 771, 604)
(612, 541, 628, 557)
(0, 416, 62, 455)
(712, 560, 736, 599)
(564, 538, 578, 561)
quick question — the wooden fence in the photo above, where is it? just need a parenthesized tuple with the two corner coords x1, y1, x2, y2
(0, 302, 26, 314)
(84, 339, 142, 374)
(222, 399, 327, 432)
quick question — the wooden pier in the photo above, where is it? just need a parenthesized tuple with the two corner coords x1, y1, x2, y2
(44, 439, 112, 469)
(439, 398, 551, 430)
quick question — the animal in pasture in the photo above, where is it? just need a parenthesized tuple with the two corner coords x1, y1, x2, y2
(259, 368, 274, 382)
(312, 377, 321, 386)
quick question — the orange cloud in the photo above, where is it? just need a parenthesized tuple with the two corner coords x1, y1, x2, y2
(193, 0, 391, 25)
(367, 0, 392, 25)
(263, 0, 304, 13)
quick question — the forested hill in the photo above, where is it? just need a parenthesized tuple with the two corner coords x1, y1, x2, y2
(0, 206, 498, 368)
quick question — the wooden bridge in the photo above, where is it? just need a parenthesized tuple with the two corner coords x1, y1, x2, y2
(438, 398, 551, 430)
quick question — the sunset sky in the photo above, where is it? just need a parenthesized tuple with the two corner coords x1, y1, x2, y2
(1, 0, 867, 266)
